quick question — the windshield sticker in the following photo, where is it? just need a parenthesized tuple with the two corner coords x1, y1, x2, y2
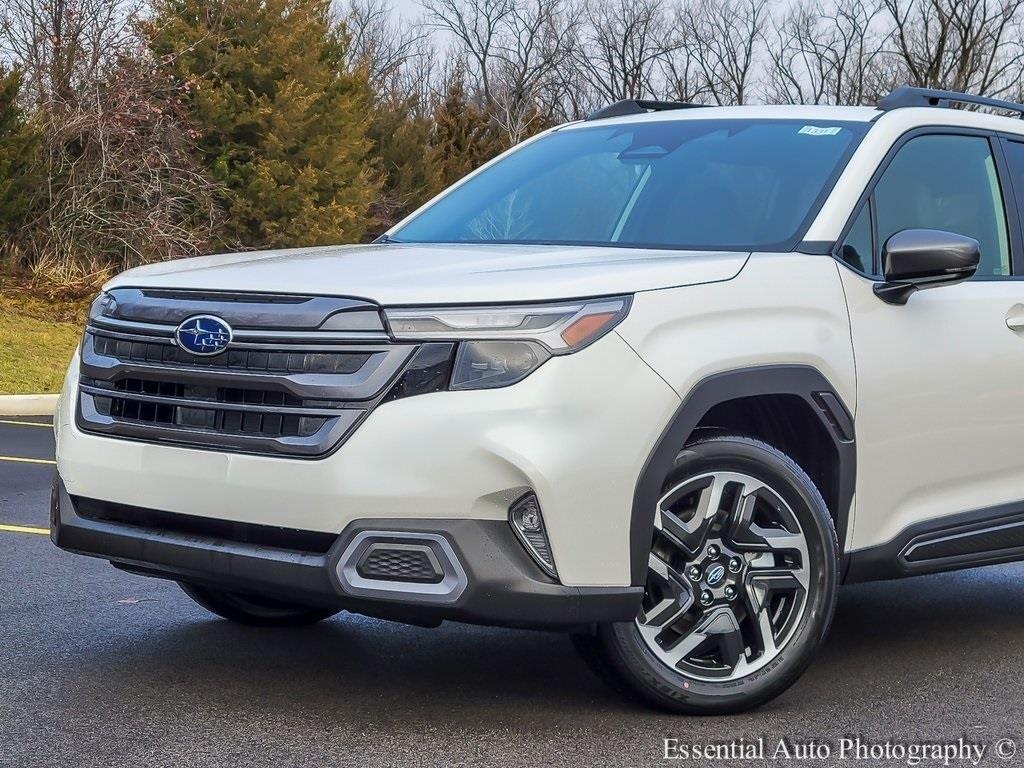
(799, 126, 843, 136)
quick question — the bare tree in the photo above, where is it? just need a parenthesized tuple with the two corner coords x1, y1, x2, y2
(574, 0, 680, 102)
(21, 48, 220, 283)
(883, 0, 1024, 97)
(342, 0, 430, 92)
(660, 27, 708, 103)
(0, 0, 141, 107)
(678, 0, 769, 105)
(766, 0, 888, 105)
(421, 0, 579, 143)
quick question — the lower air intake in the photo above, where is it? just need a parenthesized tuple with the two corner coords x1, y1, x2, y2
(356, 544, 444, 583)
(336, 531, 468, 603)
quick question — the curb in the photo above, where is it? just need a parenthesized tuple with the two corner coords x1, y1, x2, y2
(0, 394, 59, 417)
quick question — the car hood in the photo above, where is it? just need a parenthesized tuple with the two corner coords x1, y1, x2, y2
(107, 243, 749, 305)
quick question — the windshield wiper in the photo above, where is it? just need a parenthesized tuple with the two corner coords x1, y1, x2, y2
(373, 233, 404, 244)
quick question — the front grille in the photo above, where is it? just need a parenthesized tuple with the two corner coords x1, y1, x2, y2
(86, 380, 327, 439)
(92, 335, 370, 375)
(76, 290, 418, 457)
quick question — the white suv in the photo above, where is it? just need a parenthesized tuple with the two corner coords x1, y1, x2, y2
(52, 87, 1024, 714)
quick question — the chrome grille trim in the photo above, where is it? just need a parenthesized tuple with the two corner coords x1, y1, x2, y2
(76, 290, 416, 458)
(101, 287, 385, 331)
(90, 315, 390, 343)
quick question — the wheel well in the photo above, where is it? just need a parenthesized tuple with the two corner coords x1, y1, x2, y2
(691, 394, 841, 523)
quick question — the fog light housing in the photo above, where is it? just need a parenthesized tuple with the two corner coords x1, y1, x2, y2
(509, 493, 557, 579)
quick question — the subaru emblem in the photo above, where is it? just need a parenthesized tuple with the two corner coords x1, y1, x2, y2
(705, 564, 727, 587)
(175, 315, 233, 356)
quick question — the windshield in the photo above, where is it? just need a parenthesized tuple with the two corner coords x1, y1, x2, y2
(393, 119, 867, 251)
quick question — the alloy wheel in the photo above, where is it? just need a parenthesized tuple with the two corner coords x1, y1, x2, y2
(636, 471, 810, 682)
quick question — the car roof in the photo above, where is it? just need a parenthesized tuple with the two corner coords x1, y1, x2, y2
(557, 104, 881, 132)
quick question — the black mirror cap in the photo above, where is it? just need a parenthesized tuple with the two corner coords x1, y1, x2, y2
(875, 229, 981, 305)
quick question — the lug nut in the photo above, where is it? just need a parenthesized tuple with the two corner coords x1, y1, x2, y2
(707, 544, 720, 558)
(687, 565, 702, 580)
(700, 590, 714, 606)
(728, 557, 743, 573)
(724, 586, 737, 600)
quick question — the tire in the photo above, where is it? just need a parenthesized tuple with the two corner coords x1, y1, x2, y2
(178, 582, 340, 627)
(576, 435, 839, 714)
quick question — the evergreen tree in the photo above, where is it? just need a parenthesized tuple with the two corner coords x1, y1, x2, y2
(147, 0, 381, 249)
(428, 73, 506, 190)
(366, 94, 442, 232)
(0, 68, 40, 245)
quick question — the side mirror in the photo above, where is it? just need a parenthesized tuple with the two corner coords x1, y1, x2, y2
(874, 229, 980, 305)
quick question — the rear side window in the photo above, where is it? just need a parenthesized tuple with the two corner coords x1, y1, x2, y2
(873, 135, 1011, 277)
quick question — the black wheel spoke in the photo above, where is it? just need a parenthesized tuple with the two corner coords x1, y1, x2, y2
(656, 475, 738, 557)
(639, 551, 695, 627)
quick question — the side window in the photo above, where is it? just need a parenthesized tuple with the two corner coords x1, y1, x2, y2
(874, 135, 1011, 277)
(839, 202, 873, 274)
(1001, 140, 1024, 242)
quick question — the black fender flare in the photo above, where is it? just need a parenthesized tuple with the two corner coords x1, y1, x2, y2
(629, 365, 856, 586)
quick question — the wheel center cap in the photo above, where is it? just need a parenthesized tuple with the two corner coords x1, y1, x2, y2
(705, 563, 727, 587)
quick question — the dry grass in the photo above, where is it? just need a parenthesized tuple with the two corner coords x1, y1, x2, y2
(0, 274, 89, 394)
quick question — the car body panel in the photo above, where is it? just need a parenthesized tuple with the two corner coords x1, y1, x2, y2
(838, 264, 1024, 552)
(616, 253, 858, 414)
(106, 243, 749, 305)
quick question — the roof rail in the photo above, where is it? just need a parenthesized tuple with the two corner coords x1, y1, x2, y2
(878, 86, 1024, 119)
(586, 99, 707, 121)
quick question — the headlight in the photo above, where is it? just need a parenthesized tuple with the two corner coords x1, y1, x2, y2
(385, 296, 631, 352)
(89, 291, 117, 320)
(384, 297, 631, 391)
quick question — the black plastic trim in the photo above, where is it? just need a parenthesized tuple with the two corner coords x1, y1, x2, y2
(586, 99, 707, 121)
(797, 240, 837, 255)
(846, 501, 1024, 582)
(53, 479, 642, 629)
(629, 365, 856, 586)
(878, 86, 1024, 118)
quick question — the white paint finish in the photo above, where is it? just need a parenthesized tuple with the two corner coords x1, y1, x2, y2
(56, 331, 680, 587)
(806, 107, 1024, 243)
(616, 253, 857, 412)
(106, 243, 749, 306)
(839, 267, 1024, 550)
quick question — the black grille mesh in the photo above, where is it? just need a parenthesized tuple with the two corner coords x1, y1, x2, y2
(91, 391, 327, 438)
(93, 334, 369, 375)
(357, 547, 443, 583)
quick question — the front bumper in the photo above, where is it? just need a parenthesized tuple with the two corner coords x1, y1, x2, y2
(51, 479, 642, 629)
(55, 331, 681, 587)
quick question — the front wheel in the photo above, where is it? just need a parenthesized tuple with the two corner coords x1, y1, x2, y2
(178, 582, 340, 627)
(575, 435, 839, 714)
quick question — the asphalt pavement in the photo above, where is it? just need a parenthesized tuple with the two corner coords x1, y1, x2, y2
(1, 418, 1023, 767)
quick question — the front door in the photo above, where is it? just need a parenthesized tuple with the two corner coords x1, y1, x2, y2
(837, 131, 1024, 552)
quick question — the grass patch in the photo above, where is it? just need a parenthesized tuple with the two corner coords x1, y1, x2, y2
(0, 314, 81, 394)
(0, 274, 89, 394)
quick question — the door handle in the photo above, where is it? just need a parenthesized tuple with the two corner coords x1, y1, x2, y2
(1006, 307, 1024, 331)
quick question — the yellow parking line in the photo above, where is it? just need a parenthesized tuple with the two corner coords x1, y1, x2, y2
(0, 523, 49, 535)
(0, 455, 56, 466)
(0, 419, 52, 428)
